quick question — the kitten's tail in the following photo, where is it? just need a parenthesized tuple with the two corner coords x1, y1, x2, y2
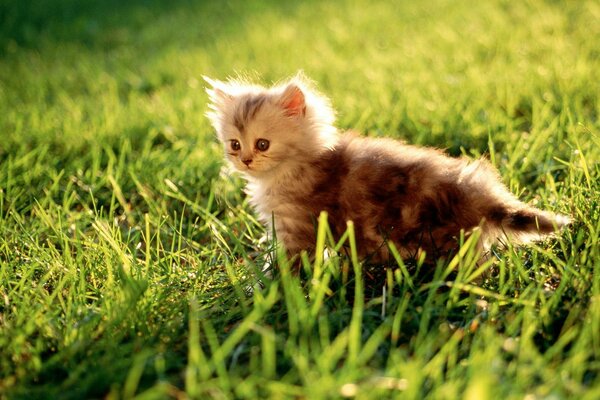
(487, 205, 571, 243)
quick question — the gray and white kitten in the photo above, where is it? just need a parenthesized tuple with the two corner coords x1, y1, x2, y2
(205, 75, 570, 262)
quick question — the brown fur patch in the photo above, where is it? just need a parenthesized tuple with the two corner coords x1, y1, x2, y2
(233, 95, 267, 133)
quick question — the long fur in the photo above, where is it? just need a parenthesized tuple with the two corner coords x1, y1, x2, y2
(205, 74, 570, 261)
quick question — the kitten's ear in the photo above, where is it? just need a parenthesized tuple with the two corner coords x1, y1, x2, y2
(203, 76, 232, 105)
(279, 83, 306, 117)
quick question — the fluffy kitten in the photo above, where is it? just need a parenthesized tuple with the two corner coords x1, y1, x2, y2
(205, 75, 570, 262)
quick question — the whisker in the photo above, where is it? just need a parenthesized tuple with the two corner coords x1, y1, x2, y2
(262, 155, 284, 161)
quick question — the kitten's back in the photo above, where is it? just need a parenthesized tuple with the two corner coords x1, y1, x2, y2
(303, 134, 568, 259)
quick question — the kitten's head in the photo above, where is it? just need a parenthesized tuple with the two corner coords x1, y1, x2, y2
(205, 74, 337, 178)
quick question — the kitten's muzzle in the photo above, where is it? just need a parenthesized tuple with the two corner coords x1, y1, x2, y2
(242, 158, 253, 166)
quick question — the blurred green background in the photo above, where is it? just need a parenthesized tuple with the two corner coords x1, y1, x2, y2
(1, 0, 598, 398)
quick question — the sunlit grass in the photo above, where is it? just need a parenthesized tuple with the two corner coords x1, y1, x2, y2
(1, 0, 599, 398)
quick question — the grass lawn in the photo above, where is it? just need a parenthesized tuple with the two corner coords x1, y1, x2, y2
(1, 0, 599, 398)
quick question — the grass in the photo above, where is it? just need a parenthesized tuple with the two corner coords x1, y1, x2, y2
(0, 0, 599, 398)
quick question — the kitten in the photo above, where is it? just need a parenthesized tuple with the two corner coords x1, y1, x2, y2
(205, 74, 570, 262)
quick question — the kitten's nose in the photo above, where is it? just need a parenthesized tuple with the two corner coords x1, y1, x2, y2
(242, 158, 253, 166)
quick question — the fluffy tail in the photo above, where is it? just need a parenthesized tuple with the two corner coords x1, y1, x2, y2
(487, 206, 571, 244)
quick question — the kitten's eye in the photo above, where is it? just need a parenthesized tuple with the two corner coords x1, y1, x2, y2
(230, 140, 241, 151)
(256, 139, 270, 151)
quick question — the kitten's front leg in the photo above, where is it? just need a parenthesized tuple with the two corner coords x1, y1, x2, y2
(274, 218, 316, 273)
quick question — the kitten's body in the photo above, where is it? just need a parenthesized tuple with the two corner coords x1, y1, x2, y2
(206, 75, 569, 262)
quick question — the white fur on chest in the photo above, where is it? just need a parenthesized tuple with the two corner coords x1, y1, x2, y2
(244, 166, 316, 227)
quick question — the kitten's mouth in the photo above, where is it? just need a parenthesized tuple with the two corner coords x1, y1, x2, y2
(242, 164, 257, 173)
(242, 165, 267, 177)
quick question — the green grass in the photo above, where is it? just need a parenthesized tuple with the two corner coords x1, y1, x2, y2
(1, 0, 599, 398)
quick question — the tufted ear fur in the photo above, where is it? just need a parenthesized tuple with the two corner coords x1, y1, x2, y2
(203, 76, 233, 133)
(203, 76, 232, 106)
(279, 83, 306, 116)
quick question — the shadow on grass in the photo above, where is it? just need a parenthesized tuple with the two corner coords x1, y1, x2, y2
(0, 0, 313, 56)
